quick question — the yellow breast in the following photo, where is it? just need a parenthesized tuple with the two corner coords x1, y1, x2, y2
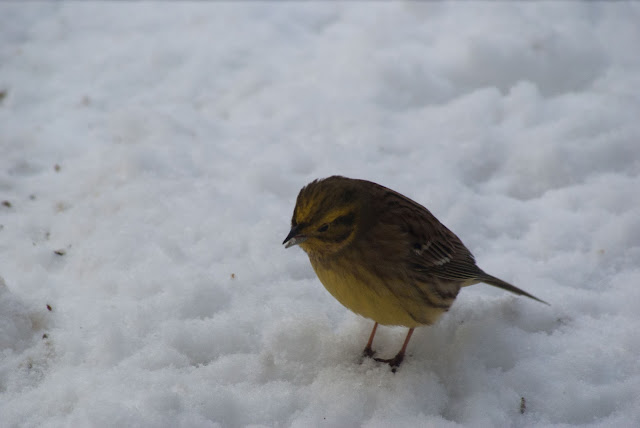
(310, 257, 444, 327)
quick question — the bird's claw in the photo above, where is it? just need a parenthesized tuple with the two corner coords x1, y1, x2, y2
(362, 346, 376, 359)
(374, 353, 405, 373)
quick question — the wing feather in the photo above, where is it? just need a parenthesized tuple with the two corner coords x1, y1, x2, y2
(373, 185, 483, 284)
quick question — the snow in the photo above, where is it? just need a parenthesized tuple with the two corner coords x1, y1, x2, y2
(1, 2, 640, 427)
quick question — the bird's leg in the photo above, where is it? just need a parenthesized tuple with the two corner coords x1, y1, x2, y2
(362, 322, 378, 358)
(375, 328, 415, 371)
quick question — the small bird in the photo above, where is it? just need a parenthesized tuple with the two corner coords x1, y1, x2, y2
(283, 176, 547, 370)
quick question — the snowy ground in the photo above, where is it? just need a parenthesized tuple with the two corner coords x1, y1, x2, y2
(1, 2, 640, 427)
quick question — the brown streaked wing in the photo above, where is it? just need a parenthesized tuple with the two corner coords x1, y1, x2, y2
(373, 184, 483, 284)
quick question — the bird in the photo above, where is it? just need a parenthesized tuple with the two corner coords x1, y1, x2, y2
(282, 176, 547, 370)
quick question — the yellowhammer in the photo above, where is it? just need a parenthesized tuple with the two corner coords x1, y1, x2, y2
(283, 176, 547, 370)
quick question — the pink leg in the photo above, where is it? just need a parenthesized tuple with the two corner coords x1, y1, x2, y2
(362, 322, 378, 358)
(375, 328, 415, 371)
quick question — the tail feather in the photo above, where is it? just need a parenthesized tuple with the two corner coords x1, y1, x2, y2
(478, 273, 549, 305)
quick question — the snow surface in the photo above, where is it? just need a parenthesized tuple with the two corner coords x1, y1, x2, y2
(1, 2, 640, 427)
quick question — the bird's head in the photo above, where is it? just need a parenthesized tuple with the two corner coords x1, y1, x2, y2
(282, 176, 365, 258)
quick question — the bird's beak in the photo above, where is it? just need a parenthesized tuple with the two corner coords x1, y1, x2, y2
(283, 225, 307, 248)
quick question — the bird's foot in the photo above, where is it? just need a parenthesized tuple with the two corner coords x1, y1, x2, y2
(362, 346, 376, 359)
(374, 352, 405, 373)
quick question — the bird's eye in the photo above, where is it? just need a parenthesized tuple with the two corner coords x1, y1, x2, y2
(317, 224, 329, 232)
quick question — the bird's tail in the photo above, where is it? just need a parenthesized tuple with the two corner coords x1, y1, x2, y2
(476, 272, 549, 305)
